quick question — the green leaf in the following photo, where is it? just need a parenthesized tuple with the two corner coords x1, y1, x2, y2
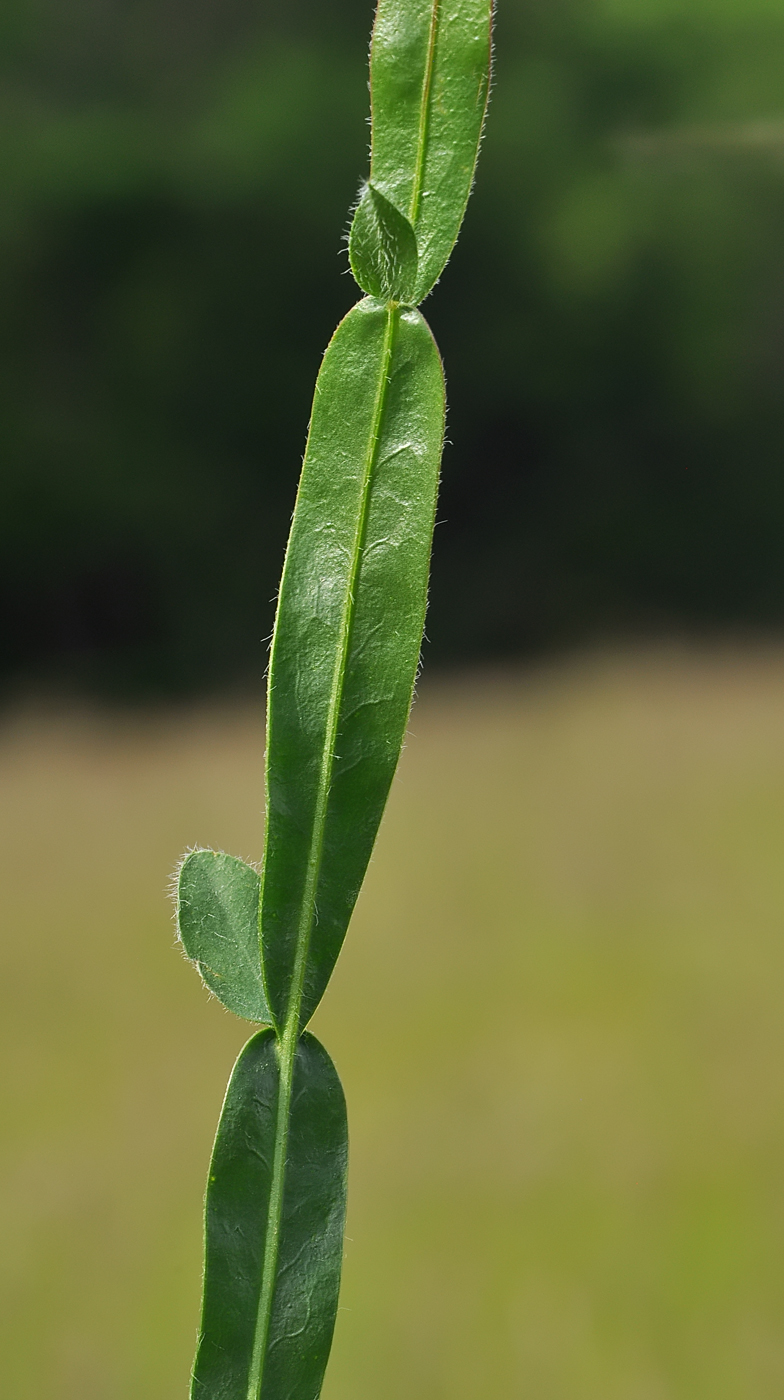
(348, 182, 419, 302)
(260, 295, 445, 1032)
(369, 0, 493, 302)
(191, 1029, 347, 1400)
(177, 849, 271, 1024)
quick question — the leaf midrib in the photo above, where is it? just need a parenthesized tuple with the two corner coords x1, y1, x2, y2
(247, 303, 398, 1400)
(408, 0, 441, 225)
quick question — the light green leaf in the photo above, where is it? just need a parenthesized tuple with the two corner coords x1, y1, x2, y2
(191, 1029, 348, 1400)
(369, 0, 493, 302)
(177, 849, 270, 1023)
(260, 295, 445, 1032)
(348, 182, 419, 302)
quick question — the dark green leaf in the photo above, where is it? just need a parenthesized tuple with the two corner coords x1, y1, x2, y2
(183, 10, 491, 1397)
(191, 1029, 348, 1400)
(369, 0, 493, 302)
(260, 295, 445, 1032)
(348, 182, 419, 302)
(177, 849, 270, 1024)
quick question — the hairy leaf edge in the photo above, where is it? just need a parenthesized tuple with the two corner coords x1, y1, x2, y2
(172, 846, 269, 1022)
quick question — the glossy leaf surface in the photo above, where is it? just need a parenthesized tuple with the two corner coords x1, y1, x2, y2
(260, 295, 445, 1031)
(348, 182, 418, 302)
(177, 849, 270, 1024)
(370, 0, 492, 302)
(192, 1029, 348, 1400)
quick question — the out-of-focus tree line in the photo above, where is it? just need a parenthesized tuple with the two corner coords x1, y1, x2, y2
(4, 0, 784, 694)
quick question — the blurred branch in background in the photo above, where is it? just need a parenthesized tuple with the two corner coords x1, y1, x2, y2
(4, 0, 784, 696)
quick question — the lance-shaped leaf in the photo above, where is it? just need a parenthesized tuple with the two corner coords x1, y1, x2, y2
(369, 0, 493, 302)
(177, 849, 270, 1023)
(349, 182, 418, 302)
(260, 295, 445, 1031)
(192, 1029, 348, 1400)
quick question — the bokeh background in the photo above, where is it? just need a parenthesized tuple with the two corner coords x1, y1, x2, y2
(4, 0, 784, 1395)
(7, 0, 784, 693)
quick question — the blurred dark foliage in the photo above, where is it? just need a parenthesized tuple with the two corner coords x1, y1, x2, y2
(4, 0, 784, 695)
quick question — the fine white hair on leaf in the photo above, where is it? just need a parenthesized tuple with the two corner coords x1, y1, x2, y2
(169, 846, 260, 945)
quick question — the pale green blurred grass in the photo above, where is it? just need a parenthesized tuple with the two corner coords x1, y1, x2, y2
(3, 647, 784, 1398)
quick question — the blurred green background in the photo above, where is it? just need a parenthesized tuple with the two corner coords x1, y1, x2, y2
(5, 0, 784, 693)
(5, 2, 784, 1396)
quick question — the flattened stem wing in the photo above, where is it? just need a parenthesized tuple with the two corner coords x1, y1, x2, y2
(260, 297, 445, 1033)
(184, 9, 493, 1400)
(369, 0, 493, 302)
(191, 1031, 347, 1400)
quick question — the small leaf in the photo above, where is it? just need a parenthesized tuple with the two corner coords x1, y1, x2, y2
(191, 1029, 348, 1400)
(348, 182, 418, 302)
(260, 295, 445, 1031)
(177, 849, 271, 1024)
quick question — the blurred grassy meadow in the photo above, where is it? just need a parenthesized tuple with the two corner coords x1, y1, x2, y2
(3, 647, 784, 1398)
(5, 0, 784, 1395)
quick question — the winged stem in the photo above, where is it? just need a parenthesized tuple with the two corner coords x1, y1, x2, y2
(178, 4, 491, 1393)
(245, 1036, 291, 1400)
(275, 304, 398, 1044)
(247, 304, 398, 1399)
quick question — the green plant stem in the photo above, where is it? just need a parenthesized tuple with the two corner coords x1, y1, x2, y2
(247, 303, 397, 1399)
(246, 1032, 292, 1400)
(409, 1, 440, 224)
